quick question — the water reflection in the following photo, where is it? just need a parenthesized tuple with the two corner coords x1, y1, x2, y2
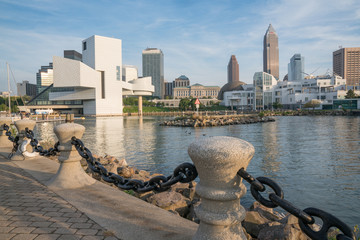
(34, 116, 360, 227)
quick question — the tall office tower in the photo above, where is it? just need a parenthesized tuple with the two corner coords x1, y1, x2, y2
(333, 47, 360, 87)
(36, 63, 53, 94)
(263, 24, 279, 80)
(228, 55, 239, 83)
(142, 48, 164, 98)
(288, 54, 304, 81)
(218, 55, 245, 100)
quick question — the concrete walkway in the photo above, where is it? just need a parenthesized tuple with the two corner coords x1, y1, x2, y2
(0, 148, 197, 240)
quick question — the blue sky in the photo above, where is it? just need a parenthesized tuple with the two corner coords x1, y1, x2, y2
(0, 0, 359, 93)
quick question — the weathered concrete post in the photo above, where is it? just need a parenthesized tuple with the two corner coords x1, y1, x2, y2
(47, 123, 95, 189)
(11, 119, 37, 160)
(188, 136, 255, 240)
(0, 117, 13, 148)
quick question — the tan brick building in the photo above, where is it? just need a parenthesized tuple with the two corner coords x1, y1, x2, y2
(333, 47, 360, 87)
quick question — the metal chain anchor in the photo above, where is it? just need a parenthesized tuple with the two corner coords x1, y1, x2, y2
(238, 168, 355, 240)
(71, 136, 198, 193)
(2, 123, 20, 159)
(25, 128, 60, 156)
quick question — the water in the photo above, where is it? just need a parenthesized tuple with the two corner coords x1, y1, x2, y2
(34, 116, 360, 228)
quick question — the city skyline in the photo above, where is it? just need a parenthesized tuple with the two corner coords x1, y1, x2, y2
(0, 0, 359, 93)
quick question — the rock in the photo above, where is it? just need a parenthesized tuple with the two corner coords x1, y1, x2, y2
(250, 201, 282, 222)
(186, 199, 200, 223)
(171, 182, 197, 200)
(243, 210, 270, 237)
(257, 224, 311, 240)
(117, 166, 135, 178)
(147, 191, 190, 217)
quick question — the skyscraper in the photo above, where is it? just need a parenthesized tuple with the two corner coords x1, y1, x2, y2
(288, 54, 304, 81)
(263, 24, 279, 80)
(36, 63, 53, 94)
(142, 48, 164, 98)
(333, 47, 360, 87)
(228, 55, 239, 83)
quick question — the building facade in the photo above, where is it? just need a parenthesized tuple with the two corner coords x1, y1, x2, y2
(142, 48, 164, 98)
(263, 24, 279, 80)
(173, 84, 220, 99)
(49, 35, 154, 115)
(333, 47, 360, 87)
(36, 63, 53, 94)
(288, 54, 304, 82)
(254, 72, 278, 110)
(17, 80, 37, 97)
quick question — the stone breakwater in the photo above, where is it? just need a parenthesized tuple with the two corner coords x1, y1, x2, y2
(160, 115, 276, 127)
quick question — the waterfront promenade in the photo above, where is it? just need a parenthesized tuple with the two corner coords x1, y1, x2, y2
(0, 147, 197, 240)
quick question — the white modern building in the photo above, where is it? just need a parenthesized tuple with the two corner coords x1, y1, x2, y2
(221, 72, 355, 110)
(50, 35, 154, 115)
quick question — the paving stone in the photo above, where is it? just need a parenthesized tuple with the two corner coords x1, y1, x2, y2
(81, 236, 104, 240)
(43, 212, 63, 217)
(11, 233, 38, 240)
(67, 218, 88, 223)
(0, 233, 16, 240)
(0, 220, 11, 227)
(9, 216, 33, 221)
(48, 217, 70, 222)
(70, 223, 92, 229)
(9, 221, 32, 227)
(0, 215, 12, 221)
(21, 203, 40, 207)
(41, 207, 61, 212)
(0, 226, 15, 233)
(57, 235, 82, 240)
(27, 216, 51, 222)
(10, 227, 36, 234)
(31, 227, 57, 234)
(48, 222, 72, 228)
(75, 228, 99, 235)
(62, 213, 82, 218)
(54, 227, 77, 234)
(29, 222, 53, 228)
(33, 234, 61, 240)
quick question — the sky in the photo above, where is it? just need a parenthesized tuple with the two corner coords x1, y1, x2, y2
(0, 0, 359, 93)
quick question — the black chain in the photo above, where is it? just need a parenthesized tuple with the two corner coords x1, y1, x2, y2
(71, 137, 198, 193)
(25, 128, 60, 156)
(2, 123, 19, 158)
(238, 168, 355, 240)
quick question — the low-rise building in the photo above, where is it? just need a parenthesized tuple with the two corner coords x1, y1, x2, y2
(173, 83, 220, 99)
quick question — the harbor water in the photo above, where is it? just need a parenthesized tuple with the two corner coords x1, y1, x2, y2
(34, 115, 360, 228)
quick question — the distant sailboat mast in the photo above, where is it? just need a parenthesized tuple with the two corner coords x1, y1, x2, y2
(7, 62, 11, 116)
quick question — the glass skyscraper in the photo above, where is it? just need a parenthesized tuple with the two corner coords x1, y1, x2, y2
(288, 54, 304, 81)
(142, 48, 164, 98)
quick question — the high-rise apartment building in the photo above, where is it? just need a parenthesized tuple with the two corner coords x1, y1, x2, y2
(333, 47, 360, 87)
(288, 54, 304, 81)
(228, 55, 239, 83)
(36, 63, 53, 94)
(263, 24, 279, 80)
(142, 48, 164, 98)
(17, 80, 37, 97)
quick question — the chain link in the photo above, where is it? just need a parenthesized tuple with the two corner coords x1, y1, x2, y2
(2, 123, 20, 158)
(238, 168, 355, 240)
(71, 136, 198, 193)
(25, 128, 60, 156)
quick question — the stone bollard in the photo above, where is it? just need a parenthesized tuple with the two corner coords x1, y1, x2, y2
(0, 117, 13, 148)
(47, 123, 95, 189)
(188, 136, 255, 240)
(11, 119, 37, 160)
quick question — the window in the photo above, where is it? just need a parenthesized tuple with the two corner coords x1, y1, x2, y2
(83, 42, 87, 51)
(116, 66, 121, 81)
(101, 71, 105, 99)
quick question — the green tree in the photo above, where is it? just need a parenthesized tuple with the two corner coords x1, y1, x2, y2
(272, 102, 283, 109)
(345, 89, 357, 99)
(179, 98, 190, 111)
(304, 99, 321, 110)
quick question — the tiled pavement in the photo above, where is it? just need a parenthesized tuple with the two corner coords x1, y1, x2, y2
(0, 156, 120, 240)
